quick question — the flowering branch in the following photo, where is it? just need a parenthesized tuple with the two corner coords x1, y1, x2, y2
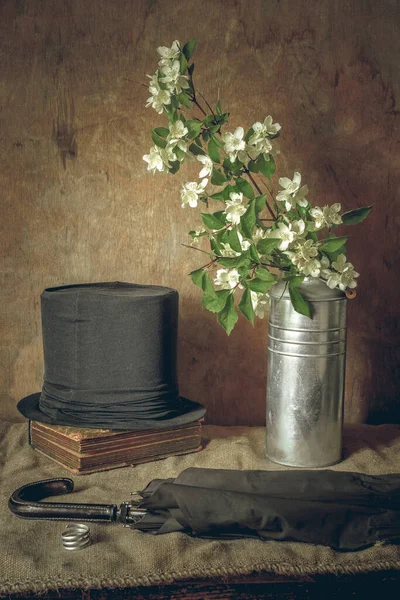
(143, 38, 372, 334)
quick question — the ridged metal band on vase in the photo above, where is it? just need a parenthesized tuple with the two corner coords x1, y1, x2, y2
(266, 278, 347, 468)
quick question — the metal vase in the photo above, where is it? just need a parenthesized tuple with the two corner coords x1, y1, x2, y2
(266, 278, 347, 468)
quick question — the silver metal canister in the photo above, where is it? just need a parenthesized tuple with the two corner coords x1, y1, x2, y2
(266, 278, 347, 467)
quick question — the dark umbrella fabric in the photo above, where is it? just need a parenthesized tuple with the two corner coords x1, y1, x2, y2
(132, 468, 400, 550)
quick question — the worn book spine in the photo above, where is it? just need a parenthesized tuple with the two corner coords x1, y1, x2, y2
(28, 420, 203, 475)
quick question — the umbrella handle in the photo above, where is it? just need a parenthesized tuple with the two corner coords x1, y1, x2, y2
(8, 478, 118, 523)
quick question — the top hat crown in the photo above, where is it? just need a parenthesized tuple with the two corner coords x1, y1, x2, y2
(18, 282, 205, 430)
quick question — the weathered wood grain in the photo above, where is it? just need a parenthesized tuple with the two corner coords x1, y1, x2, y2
(0, 0, 399, 426)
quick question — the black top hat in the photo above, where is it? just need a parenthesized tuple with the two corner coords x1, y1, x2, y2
(18, 282, 206, 430)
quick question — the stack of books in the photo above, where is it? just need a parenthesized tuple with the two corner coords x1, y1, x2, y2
(29, 419, 203, 475)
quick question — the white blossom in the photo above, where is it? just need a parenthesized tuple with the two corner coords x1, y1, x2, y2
(225, 192, 247, 225)
(274, 219, 306, 251)
(143, 145, 176, 173)
(214, 268, 241, 290)
(276, 172, 309, 211)
(180, 178, 208, 208)
(197, 155, 213, 178)
(251, 291, 270, 318)
(323, 254, 360, 291)
(221, 127, 246, 162)
(167, 120, 188, 143)
(302, 258, 322, 278)
(309, 203, 342, 230)
(219, 243, 239, 257)
(246, 135, 273, 161)
(145, 74, 172, 114)
(252, 115, 281, 137)
(244, 116, 280, 162)
(173, 138, 190, 160)
(252, 227, 268, 245)
(159, 60, 190, 95)
(157, 40, 181, 66)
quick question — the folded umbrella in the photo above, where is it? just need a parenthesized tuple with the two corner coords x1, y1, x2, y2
(9, 468, 400, 551)
(133, 468, 400, 550)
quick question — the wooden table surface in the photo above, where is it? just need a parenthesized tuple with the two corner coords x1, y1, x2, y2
(7, 570, 400, 600)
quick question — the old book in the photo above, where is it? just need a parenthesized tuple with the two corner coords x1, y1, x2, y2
(29, 419, 203, 475)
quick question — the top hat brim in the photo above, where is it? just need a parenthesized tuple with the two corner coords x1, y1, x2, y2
(17, 393, 206, 431)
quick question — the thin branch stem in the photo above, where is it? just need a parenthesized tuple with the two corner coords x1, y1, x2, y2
(181, 243, 210, 255)
(197, 89, 214, 115)
(192, 97, 207, 118)
(204, 257, 218, 269)
(258, 175, 273, 195)
(260, 261, 289, 271)
(245, 170, 276, 220)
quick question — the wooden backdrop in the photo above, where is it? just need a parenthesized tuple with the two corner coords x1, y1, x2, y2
(0, 0, 399, 425)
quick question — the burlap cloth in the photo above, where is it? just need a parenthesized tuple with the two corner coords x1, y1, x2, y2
(1, 421, 400, 595)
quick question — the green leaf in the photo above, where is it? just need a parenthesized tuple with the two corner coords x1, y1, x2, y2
(244, 127, 254, 142)
(189, 142, 205, 156)
(255, 194, 267, 215)
(211, 166, 227, 186)
(186, 120, 202, 139)
(216, 99, 222, 115)
(257, 154, 276, 178)
(322, 244, 347, 262)
(211, 188, 230, 201)
(245, 278, 276, 293)
(223, 157, 242, 176)
(173, 146, 185, 161)
(227, 227, 242, 252)
(319, 236, 348, 253)
(236, 177, 255, 200)
(179, 52, 188, 74)
(153, 127, 169, 138)
(238, 288, 255, 325)
(288, 277, 312, 319)
(249, 243, 260, 263)
(189, 229, 207, 239)
(257, 237, 281, 255)
(202, 289, 230, 313)
(178, 91, 191, 108)
(208, 138, 220, 163)
(170, 94, 179, 109)
(188, 62, 195, 77)
(341, 205, 373, 225)
(202, 272, 216, 296)
(201, 211, 226, 230)
(308, 231, 318, 242)
(240, 199, 256, 239)
(202, 114, 215, 127)
(190, 268, 205, 289)
(163, 104, 179, 123)
(151, 129, 167, 148)
(168, 161, 180, 174)
(217, 293, 238, 335)
(210, 236, 220, 254)
(248, 159, 260, 173)
(255, 267, 276, 281)
(298, 204, 310, 219)
(182, 38, 197, 60)
(217, 256, 250, 268)
(211, 133, 224, 148)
